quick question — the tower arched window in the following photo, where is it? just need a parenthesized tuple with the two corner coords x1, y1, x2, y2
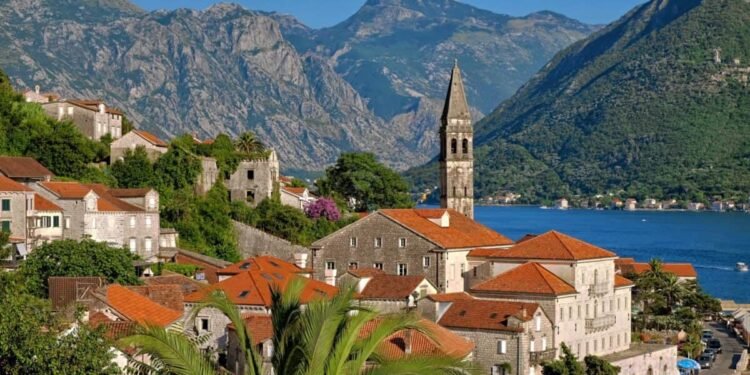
(462, 138, 469, 154)
(451, 139, 457, 154)
(464, 186, 468, 197)
(452, 186, 456, 197)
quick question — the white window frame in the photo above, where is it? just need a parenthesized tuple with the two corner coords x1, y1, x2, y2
(374, 237, 382, 248)
(398, 237, 407, 248)
(129, 215, 136, 229)
(542, 337, 547, 351)
(530, 340, 535, 352)
(397, 263, 407, 276)
(64, 217, 71, 229)
(144, 237, 152, 253)
(374, 263, 383, 270)
(349, 237, 357, 248)
(325, 261, 335, 270)
(145, 215, 152, 228)
(497, 340, 507, 354)
(422, 256, 430, 268)
(535, 314, 541, 331)
(128, 237, 137, 253)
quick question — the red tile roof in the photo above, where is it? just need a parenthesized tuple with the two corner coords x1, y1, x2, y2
(217, 256, 304, 276)
(281, 186, 308, 197)
(109, 188, 153, 198)
(132, 130, 168, 148)
(471, 262, 577, 296)
(105, 285, 182, 327)
(143, 275, 205, 296)
(40, 181, 92, 199)
(470, 230, 616, 261)
(126, 285, 185, 311)
(66, 99, 124, 115)
(620, 262, 697, 278)
(34, 193, 62, 211)
(48, 276, 106, 310)
(438, 299, 538, 332)
(358, 275, 427, 300)
(0, 157, 53, 179)
(614, 274, 634, 288)
(360, 318, 474, 360)
(347, 268, 385, 278)
(379, 209, 513, 249)
(41, 182, 144, 212)
(227, 314, 274, 345)
(0, 175, 33, 192)
(426, 292, 474, 302)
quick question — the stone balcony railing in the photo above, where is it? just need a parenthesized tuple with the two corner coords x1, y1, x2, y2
(529, 349, 557, 366)
(585, 314, 616, 333)
(588, 282, 610, 296)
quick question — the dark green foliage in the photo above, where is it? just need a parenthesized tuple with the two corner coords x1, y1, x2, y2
(152, 144, 202, 193)
(207, 133, 242, 178)
(19, 239, 140, 297)
(110, 146, 154, 188)
(0, 273, 118, 375)
(318, 152, 413, 212)
(160, 263, 200, 277)
(584, 355, 620, 375)
(289, 177, 307, 188)
(543, 343, 585, 375)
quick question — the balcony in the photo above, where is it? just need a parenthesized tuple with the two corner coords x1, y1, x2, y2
(588, 282, 610, 296)
(585, 314, 616, 333)
(529, 349, 557, 366)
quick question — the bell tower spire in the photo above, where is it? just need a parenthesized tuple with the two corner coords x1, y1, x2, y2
(439, 60, 474, 219)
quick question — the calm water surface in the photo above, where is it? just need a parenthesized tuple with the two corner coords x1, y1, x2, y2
(472, 206, 750, 303)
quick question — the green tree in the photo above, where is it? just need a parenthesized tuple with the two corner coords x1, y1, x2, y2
(153, 144, 202, 192)
(234, 131, 267, 159)
(110, 146, 154, 188)
(543, 343, 584, 375)
(122, 280, 479, 375)
(208, 133, 242, 178)
(584, 355, 620, 375)
(20, 239, 139, 297)
(318, 152, 413, 212)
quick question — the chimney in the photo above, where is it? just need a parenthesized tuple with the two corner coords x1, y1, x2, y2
(324, 269, 337, 286)
(521, 305, 527, 319)
(99, 103, 105, 114)
(293, 253, 308, 269)
(34, 85, 40, 94)
(428, 210, 451, 228)
(404, 329, 412, 354)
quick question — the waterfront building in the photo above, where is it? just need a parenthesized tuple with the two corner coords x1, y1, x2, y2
(340, 269, 438, 313)
(41, 99, 123, 140)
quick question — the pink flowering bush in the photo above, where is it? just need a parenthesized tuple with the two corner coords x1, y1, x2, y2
(304, 197, 341, 221)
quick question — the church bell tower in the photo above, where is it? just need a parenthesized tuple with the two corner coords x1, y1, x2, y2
(439, 60, 473, 219)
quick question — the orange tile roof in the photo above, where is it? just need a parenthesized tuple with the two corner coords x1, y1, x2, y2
(614, 274, 634, 288)
(86, 184, 144, 212)
(105, 284, 182, 327)
(281, 186, 308, 196)
(41, 181, 92, 199)
(471, 230, 616, 261)
(217, 256, 303, 276)
(347, 268, 385, 278)
(34, 193, 62, 211)
(379, 209, 513, 249)
(360, 318, 474, 360)
(227, 314, 274, 345)
(438, 299, 538, 332)
(471, 262, 577, 296)
(426, 292, 474, 302)
(0, 175, 33, 192)
(358, 275, 427, 300)
(620, 262, 697, 278)
(186, 256, 337, 307)
(616, 258, 636, 265)
(109, 188, 153, 198)
(66, 99, 124, 115)
(133, 130, 168, 147)
(0, 156, 53, 179)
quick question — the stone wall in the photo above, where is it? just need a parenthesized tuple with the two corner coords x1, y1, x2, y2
(110, 132, 167, 162)
(233, 220, 309, 261)
(604, 344, 678, 375)
(226, 152, 279, 205)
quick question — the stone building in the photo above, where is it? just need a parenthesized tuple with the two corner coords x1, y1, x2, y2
(440, 61, 474, 219)
(110, 130, 168, 162)
(436, 298, 555, 375)
(195, 157, 219, 196)
(466, 231, 633, 358)
(0, 156, 53, 184)
(280, 186, 316, 210)
(310, 208, 513, 293)
(42, 99, 123, 140)
(33, 182, 160, 259)
(22, 85, 59, 104)
(339, 269, 438, 313)
(225, 151, 279, 205)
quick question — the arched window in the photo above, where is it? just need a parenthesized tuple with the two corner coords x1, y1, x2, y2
(462, 138, 469, 154)
(464, 186, 468, 197)
(451, 139, 457, 154)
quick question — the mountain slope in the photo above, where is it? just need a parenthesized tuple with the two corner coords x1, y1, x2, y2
(461, 0, 750, 201)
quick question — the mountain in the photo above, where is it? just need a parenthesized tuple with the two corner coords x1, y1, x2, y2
(0, 0, 595, 172)
(418, 0, 750, 202)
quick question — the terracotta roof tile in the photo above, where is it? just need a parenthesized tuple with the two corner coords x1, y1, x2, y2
(471, 230, 616, 261)
(347, 268, 385, 278)
(132, 130, 168, 148)
(614, 274, 634, 288)
(471, 262, 576, 296)
(620, 262, 697, 278)
(438, 299, 539, 332)
(34, 193, 62, 211)
(360, 318, 474, 360)
(426, 292, 473, 302)
(41, 181, 92, 199)
(105, 285, 182, 327)
(109, 188, 153, 198)
(143, 275, 204, 296)
(0, 175, 33, 192)
(379, 209, 513, 249)
(126, 285, 185, 311)
(217, 256, 303, 276)
(228, 314, 274, 345)
(48, 276, 106, 310)
(0, 157, 53, 179)
(66, 99, 124, 115)
(281, 186, 308, 196)
(358, 275, 427, 300)
(86, 184, 144, 212)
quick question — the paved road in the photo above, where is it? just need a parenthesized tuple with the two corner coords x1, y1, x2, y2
(702, 321, 745, 374)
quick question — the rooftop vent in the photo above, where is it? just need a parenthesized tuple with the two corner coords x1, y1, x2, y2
(239, 290, 250, 298)
(240, 262, 251, 270)
(428, 210, 450, 228)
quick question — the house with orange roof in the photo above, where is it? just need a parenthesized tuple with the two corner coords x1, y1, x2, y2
(436, 299, 553, 375)
(280, 185, 316, 210)
(89, 284, 182, 328)
(22, 85, 60, 104)
(110, 129, 169, 162)
(32, 181, 160, 258)
(311, 208, 514, 293)
(0, 156, 53, 183)
(466, 231, 633, 359)
(41, 99, 123, 140)
(183, 255, 337, 350)
(339, 270, 438, 313)
(615, 259, 697, 282)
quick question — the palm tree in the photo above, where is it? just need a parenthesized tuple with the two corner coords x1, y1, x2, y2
(234, 132, 266, 159)
(661, 273, 686, 309)
(120, 279, 479, 375)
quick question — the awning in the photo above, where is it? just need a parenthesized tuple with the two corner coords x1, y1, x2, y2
(677, 358, 700, 370)
(16, 243, 27, 256)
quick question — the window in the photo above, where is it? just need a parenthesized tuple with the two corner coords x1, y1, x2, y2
(349, 237, 357, 247)
(247, 170, 255, 180)
(610, 299, 614, 312)
(397, 263, 407, 276)
(129, 215, 136, 229)
(1, 199, 10, 212)
(64, 217, 71, 229)
(348, 262, 358, 270)
(560, 308, 564, 321)
(53, 216, 59, 228)
(325, 261, 335, 270)
(464, 186, 468, 197)
(0, 220, 9, 232)
(145, 216, 152, 228)
(398, 238, 407, 248)
(374, 262, 383, 270)
(374, 237, 382, 248)
(535, 314, 541, 331)
(147, 197, 156, 209)
(128, 237, 137, 253)
(67, 107, 73, 115)
(569, 306, 572, 319)
(86, 198, 96, 211)
(530, 339, 535, 352)
(419, 285, 428, 298)
(450, 138, 457, 154)
(542, 337, 547, 351)
(497, 340, 507, 354)
(460, 263, 465, 274)
(462, 138, 469, 154)
(246, 190, 255, 202)
(577, 305, 581, 319)
(200, 318, 209, 331)
(144, 237, 152, 253)
(422, 256, 430, 268)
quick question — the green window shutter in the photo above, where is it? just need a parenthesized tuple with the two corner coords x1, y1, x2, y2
(1, 221, 10, 232)
(1, 199, 10, 211)
(53, 216, 60, 228)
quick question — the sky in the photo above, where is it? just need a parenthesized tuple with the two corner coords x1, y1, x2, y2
(131, 0, 646, 28)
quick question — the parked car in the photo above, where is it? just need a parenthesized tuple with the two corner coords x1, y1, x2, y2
(707, 339, 722, 354)
(701, 330, 713, 341)
(698, 354, 713, 369)
(702, 349, 716, 362)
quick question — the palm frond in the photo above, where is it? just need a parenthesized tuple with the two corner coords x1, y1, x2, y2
(118, 324, 217, 375)
(363, 355, 484, 375)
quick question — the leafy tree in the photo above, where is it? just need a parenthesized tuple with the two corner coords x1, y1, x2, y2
(122, 280, 479, 375)
(304, 197, 341, 221)
(153, 144, 202, 192)
(234, 131, 267, 159)
(584, 355, 620, 375)
(289, 177, 307, 188)
(318, 152, 413, 212)
(543, 343, 585, 375)
(110, 146, 154, 188)
(121, 115, 135, 135)
(255, 197, 313, 245)
(20, 239, 139, 297)
(207, 133, 242, 178)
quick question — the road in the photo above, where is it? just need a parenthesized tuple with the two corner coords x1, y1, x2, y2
(702, 321, 745, 374)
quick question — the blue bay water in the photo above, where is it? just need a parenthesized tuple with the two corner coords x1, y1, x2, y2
(472, 206, 750, 303)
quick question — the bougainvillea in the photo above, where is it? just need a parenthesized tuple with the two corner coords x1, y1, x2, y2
(304, 197, 341, 221)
